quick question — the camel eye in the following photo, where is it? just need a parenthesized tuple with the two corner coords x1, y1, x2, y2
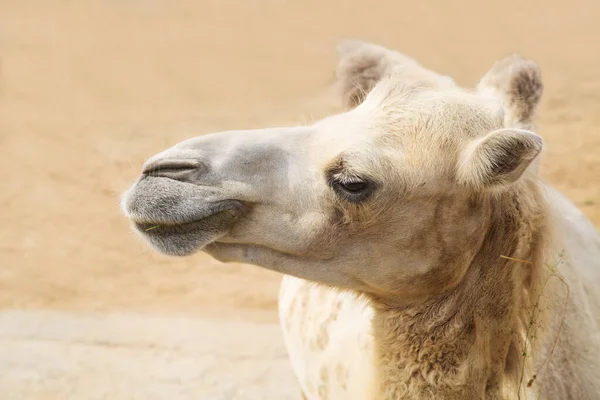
(340, 181, 367, 192)
(329, 177, 376, 203)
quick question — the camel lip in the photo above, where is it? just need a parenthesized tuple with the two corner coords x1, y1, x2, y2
(133, 220, 196, 234)
(127, 199, 248, 256)
(126, 199, 247, 227)
(133, 218, 214, 238)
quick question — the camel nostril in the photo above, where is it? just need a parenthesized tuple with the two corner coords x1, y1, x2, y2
(142, 159, 202, 177)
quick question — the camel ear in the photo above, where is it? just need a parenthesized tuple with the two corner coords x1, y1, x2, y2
(336, 40, 396, 108)
(477, 55, 543, 129)
(336, 40, 455, 109)
(457, 128, 543, 188)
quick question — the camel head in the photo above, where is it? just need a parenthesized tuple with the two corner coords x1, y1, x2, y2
(122, 41, 544, 303)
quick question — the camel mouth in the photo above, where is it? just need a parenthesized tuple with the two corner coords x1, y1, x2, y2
(122, 173, 249, 256)
(134, 219, 213, 236)
(127, 197, 247, 257)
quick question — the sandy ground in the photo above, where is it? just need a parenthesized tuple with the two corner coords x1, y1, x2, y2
(0, 310, 297, 399)
(0, 0, 599, 398)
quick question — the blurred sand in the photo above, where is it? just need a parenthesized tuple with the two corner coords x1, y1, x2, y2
(0, 0, 599, 398)
(0, 310, 297, 399)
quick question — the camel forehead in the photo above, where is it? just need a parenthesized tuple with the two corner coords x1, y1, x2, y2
(324, 89, 501, 141)
(312, 89, 503, 177)
(369, 88, 504, 140)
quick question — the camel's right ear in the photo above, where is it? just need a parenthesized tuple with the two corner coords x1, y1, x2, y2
(457, 128, 543, 189)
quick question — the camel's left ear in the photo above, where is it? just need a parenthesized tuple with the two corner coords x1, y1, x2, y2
(457, 128, 543, 188)
(477, 55, 543, 129)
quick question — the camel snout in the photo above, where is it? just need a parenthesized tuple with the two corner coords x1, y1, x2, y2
(141, 158, 206, 182)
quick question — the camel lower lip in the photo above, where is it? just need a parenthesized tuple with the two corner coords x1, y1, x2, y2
(128, 200, 247, 257)
(134, 220, 205, 236)
(133, 218, 223, 256)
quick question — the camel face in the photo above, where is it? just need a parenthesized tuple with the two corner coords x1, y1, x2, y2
(123, 41, 600, 399)
(123, 75, 542, 302)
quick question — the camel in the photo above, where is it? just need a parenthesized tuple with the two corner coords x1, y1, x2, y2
(122, 40, 600, 399)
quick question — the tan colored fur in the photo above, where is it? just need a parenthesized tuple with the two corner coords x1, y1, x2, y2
(372, 182, 549, 399)
(279, 43, 598, 399)
(123, 40, 600, 399)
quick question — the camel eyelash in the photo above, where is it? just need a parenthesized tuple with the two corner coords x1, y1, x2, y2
(327, 172, 377, 203)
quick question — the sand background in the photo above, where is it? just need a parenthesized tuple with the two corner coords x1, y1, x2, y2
(1, 0, 599, 398)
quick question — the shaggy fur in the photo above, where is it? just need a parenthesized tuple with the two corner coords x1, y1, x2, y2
(122, 40, 600, 399)
(372, 183, 548, 399)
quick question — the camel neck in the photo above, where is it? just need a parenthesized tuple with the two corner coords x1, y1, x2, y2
(371, 186, 547, 399)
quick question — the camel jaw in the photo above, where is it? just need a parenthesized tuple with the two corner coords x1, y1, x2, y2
(122, 176, 247, 256)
